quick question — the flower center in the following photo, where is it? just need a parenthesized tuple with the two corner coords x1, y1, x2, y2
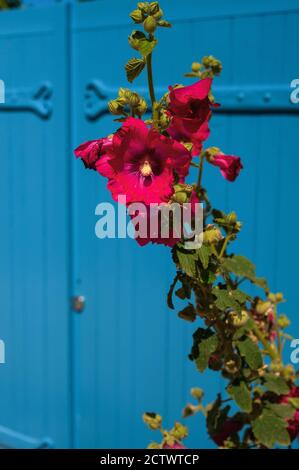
(139, 160, 153, 177)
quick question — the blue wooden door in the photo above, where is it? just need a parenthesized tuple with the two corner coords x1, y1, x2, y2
(72, 0, 299, 449)
(0, 5, 71, 448)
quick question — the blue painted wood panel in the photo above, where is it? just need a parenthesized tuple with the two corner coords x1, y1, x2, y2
(0, 5, 71, 448)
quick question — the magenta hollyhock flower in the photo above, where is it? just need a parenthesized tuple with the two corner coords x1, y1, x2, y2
(167, 78, 213, 156)
(96, 117, 192, 205)
(74, 137, 112, 170)
(211, 418, 243, 446)
(129, 191, 201, 247)
(280, 387, 299, 440)
(129, 204, 181, 248)
(209, 153, 243, 182)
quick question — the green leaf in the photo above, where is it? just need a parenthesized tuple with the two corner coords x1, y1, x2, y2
(167, 274, 179, 310)
(288, 397, 299, 409)
(221, 255, 268, 291)
(212, 287, 243, 313)
(233, 326, 250, 341)
(222, 255, 255, 278)
(236, 336, 263, 370)
(195, 330, 218, 372)
(178, 303, 196, 322)
(263, 374, 290, 395)
(227, 380, 252, 412)
(254, 277, 269, 291)
(197, 245, 211, 269)
(125, 58, 146, 83)
(266, 403, 295, 419)
(176, 248, 197, 278)
(138, 38, 157, 57)
(252, 409, 290, 448)
(232, 289, 248, 304)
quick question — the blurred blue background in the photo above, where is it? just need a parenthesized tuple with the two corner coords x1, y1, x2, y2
(0, 0, 298, 449)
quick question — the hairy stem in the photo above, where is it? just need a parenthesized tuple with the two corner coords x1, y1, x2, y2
(146, 52, 157, 120)
(196, 156, 204, 193)
(248, 313, 279, 362)
(218, 233, 232, 259)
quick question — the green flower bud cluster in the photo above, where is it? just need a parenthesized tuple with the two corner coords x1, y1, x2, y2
(213, 209, 242, 235)
(108, 88, 147, 117)
(203, 224, 223, 245)
(277, 314, 290, 329)
(130, 2, 171, 34)
(143, 413, 187, 449)
(202, 55, 223, 76)
(185, 55, 222, 80)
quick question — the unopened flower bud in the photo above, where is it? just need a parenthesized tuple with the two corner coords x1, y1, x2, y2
(126, 92, 140, 107)
(229, 310, 249, 327)
(211, 58, 223, 75)
(224, 354, 242, 374)
(159, 109, 170, 128)
(138, 2, 150, 13)
(226, 212, 237, 225)
(203, 224, 223, 244)
(202, 55, 212, 67)
(256, 300, 272, 315)
(108, 99, 124, 115)
(170, 422, 188, 440)
(277, 314, 290, 329)
(172, 191, 188, 204)
(149, 1, 160, 15)
(153, 8, 163, 20)
(118, 87, 127, 99)
(130, 9, 145, 24)
(172, 183, 193, 204)
(275, 292, 284, 302)
(190, 387, 204, 401)
(143, 412, 162, 430)
(268, 293, 277, 303)
(144, 15, 157, 33)
(135, 97, 147, 115)
(191, 61, 201, 73)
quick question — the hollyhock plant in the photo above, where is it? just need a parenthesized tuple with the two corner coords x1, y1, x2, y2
(76, 1, 298, 450)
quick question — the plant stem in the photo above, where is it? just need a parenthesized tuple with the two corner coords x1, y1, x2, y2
(196, 156, 204, 193)
(248, 313, 279, 362)
(218, 233, 231, 259)
(146, 52, 156, 116)
(273, 305, 282, 360)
